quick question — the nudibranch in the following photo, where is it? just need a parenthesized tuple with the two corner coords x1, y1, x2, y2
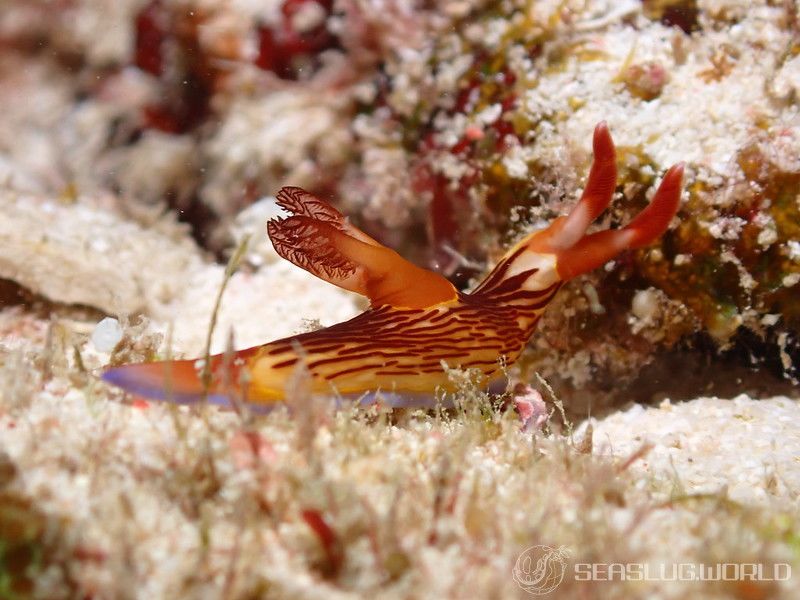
(102, 123, 684, 408)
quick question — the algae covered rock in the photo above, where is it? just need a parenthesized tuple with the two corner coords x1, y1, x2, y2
(344, 0, 800, 389)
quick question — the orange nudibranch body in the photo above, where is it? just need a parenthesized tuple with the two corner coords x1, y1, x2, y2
(102, 123, 684, 408)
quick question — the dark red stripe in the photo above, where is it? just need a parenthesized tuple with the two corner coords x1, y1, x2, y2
(272, 357, 299, 369)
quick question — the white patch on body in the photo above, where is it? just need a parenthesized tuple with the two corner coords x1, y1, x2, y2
(505, 251, 560, 290)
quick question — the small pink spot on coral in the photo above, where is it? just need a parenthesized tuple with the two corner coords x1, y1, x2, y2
(230, 430, 277, 469)
(512, 384, 547, 432)
(464, 125, 484, 141)
(622, 61, 669, 101)
(132, 398, 150, 409)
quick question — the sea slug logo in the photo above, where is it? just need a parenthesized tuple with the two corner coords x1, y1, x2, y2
(512, 545, 571, 595)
